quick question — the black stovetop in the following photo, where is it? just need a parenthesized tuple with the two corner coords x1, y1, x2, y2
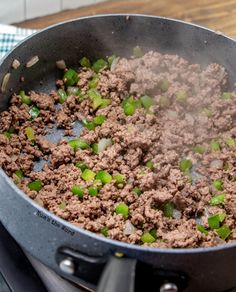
(0, 222, 86, 292)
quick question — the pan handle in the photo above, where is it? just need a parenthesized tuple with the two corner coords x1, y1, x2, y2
(97, 256, 137, 292)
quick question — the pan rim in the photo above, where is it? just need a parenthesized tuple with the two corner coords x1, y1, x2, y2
(1, 13, 236, 255)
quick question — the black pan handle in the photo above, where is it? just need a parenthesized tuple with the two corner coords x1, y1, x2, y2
(97, 256, 137, 292)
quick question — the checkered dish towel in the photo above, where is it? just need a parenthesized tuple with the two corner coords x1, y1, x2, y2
(0, 24, 37, 59)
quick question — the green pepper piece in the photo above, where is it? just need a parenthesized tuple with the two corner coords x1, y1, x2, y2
(58, 89, 67, 104)
(193, 145, 206, 154)
(216, 225, 231, 240)
(212, 179, 223, 191)
(94, 115, 106, 125)
(75, 161, 88, 172)
(15, 169, 24, 179)
(92, 59, 108, 73)
(100, 99, 111, 108)
(113, 174, 125, 184)
(163, 202, 174, 218)
(96, 170, 112, 184)
(226, 137, 235, 147)
(210, 140, 221, 151)
(140, 95, 154, 109)
(159, 79, 170, 92)
(91, 143, 99, 154)
(123, 102, 136, 116)
(145, 160, 154, 170)
(88, 75, 99, 89)
(83, 120, 96, 130)
(68, 139, 89, 151)
(115, 203, 129, 218)
(28, 180, 43, 192)
(81, 169, 96, 182)
(176, 90, 188, 102)
(29, 106, 40, 120)
(25, 127, 35, 141)
(80, 57, 91, 68)
(133, 187, 142, 196)
(141, 232, 156, 243)
(88, 186, 99, 197)
(221, 92, 232, 100)
(197, 224, 208, 235)
(208, 213, 226, 229)
(71, 185, 84, 198)
(210, 194, 225, 206)
(149, 228, 157, 239)
(179, 159, 192, 173)
(101, 226, 109, 237)
(20, 90, 32, 105)
(3, 127, 14, 139)
(63, 68, 79, 86)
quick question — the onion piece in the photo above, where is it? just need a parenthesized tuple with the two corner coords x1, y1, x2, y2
(203, 207, 210, 218)
(1, 73, 10, 93)
(123, 220, 136, 235)
(173, 209, 182, 219)
(185, 113, 194, 126)
(97, 138, 112, 153)
(12, 59, 20, 69)
(110, 57, 120, 71)
(34, 197, 44, 207)
(210, 159, 223, 169)
(56, 59, 66, 70)
(166, 110, 178, 119)
(26, 56, 39, 68)
(67, 86, 79, 95)
(214, 236, 225, 245)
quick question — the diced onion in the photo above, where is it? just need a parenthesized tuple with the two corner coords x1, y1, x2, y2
(26, 56, 39, 68)
(97, 138, 112, 153)
(210, 159, 223, 169)
(123, 220, 136, 235)
(56, 59, 66, 70)
(12, 59, 20, 69)
(214, 236, 225, 245)
(203, 207, 210, 218)
(166, 110, 178, 119)
(110, 57, 120, 71)
(185, 113, 194, 126)
(173, 209, 182, 219)
(67, 86, 79, 95)
(1, 73, 10, 93)
(34, 197, 44, 207)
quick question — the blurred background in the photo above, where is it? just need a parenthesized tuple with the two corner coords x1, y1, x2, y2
(0, 0, 236, 39)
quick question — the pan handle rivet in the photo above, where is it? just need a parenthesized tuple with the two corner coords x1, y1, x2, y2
(59, 258, 75, 275)
(160, 283, 178, 292)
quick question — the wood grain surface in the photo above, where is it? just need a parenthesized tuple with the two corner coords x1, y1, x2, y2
(16, 0, 236, 38)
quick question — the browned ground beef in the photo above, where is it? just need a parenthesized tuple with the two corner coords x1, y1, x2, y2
(0, 51, 236, 248)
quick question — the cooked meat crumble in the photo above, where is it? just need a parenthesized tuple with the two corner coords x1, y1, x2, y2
(0, 51, 236, 248)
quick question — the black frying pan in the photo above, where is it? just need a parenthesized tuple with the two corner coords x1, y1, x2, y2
(0, 15, 236, 292)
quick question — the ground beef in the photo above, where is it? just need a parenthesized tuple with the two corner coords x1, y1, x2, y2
(0, 51, 236, 248)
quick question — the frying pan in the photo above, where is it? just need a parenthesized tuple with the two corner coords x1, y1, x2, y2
(0, 14, 235, 292)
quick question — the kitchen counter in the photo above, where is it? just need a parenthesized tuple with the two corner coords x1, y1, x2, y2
(16, 0, 236, 38)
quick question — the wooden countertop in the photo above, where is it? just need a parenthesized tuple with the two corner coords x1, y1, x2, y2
(16, 0, 236, 39)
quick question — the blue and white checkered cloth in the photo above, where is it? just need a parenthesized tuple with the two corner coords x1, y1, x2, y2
(0, 24, 37, 58)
